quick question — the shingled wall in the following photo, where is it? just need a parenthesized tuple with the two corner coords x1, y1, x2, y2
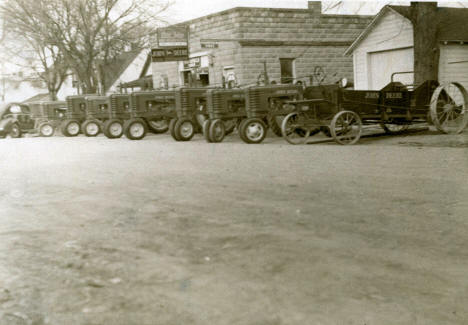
(152, 1, 372, 87)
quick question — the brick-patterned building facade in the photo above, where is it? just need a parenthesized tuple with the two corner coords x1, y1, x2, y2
(152, 1, 372, 88)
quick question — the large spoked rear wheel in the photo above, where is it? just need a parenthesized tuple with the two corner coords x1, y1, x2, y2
(209, 119, 226, 143)
(379, 123, 409, 134)
(240, 118, 267, 144)
(148, 118, 169, 134)
(39, 123, 54, 137)
(103, 119, 123, 139)
(124, 118, 147, 140)
(430, 82, 468, 134)
(175, 118, 195, 141)
(330, 111, 362, 145)
(281, 112, 311, 145)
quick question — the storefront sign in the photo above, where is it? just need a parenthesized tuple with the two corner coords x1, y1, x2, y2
(157, 27, 188, 47)
(201, 42, 219, 49)
(188, 57, 201, 68)
(151, 47, 189, 62)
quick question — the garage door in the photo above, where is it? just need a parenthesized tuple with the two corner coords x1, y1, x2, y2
(439, 44, 468, 91)
(368, 47, 414, 90)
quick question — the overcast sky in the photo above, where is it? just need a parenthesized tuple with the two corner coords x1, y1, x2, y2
(163, 0, 385, 23)
(2, 0, 467, 74)
(163, 0, 468, 23)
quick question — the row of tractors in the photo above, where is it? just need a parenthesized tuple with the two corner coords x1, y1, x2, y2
(7, 84, 304, 143)
(2, 80, 466, 144)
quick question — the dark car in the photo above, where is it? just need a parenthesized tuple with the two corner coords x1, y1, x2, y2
(0, 102, 35, 138)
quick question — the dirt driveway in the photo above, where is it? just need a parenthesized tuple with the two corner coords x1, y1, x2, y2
(0, 129, 467, 325)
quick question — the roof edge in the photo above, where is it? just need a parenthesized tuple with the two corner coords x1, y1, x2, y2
(166, 5, 373, 28)
(344, 5, 410, 56)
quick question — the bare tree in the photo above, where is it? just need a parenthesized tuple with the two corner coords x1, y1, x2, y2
(1, 0, 171, 95)
(0, 1, 69, 100)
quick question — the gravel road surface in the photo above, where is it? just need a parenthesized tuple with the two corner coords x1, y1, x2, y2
(0, 129, 467, 325)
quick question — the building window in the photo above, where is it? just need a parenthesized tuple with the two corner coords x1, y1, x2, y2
(280, 58, 295, 84)
(199, 73, 209, 86)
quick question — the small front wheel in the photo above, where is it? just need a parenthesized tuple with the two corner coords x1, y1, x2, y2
(330, 111, 362, 145)
(62, 120, 80, 137)
(39, 123, 55, 137)
(175, 118, 195, 141)
(82, 120, 101, 137)
(103, 119, 123, 138)
(124, 118, 147, 140)
(209, 119, 226, 143)
(240, 118, 267, 144)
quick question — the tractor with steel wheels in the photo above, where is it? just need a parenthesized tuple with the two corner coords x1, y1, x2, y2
(170, 88, 208, 141)
(281, 79, 468, 145)
(102, 93, 131, 139)
(61, 95, 88, 136)
(124, 90, 176, 140)
(81, 95, 109, 137)
(203, 88, 246, 143)
(28, 101, 67, 137)
(239, 84, 302, 144)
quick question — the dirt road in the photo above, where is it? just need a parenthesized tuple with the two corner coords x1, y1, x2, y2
(0, 130, 467, 325)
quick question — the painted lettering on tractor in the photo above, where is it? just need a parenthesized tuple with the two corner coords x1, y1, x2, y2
(365, 92, 379, 99)
(386, 92, 403, 99)
(154, 96, 174, 101)
(274, 90, 299, 95)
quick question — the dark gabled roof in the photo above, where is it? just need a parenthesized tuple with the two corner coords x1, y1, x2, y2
(390, 5, 468, 41)
(101, 50, 141, 92)
(346, 5, 468, 55)
(435, 7, 468, 41)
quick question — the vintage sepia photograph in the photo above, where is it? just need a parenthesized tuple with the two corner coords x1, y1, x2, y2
(0, 0, 467, 324)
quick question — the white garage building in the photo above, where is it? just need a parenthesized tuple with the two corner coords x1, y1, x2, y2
(345, 5, 468, 90)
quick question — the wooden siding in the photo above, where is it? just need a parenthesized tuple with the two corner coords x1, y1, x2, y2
(352, 9, 413, 90)
(439, 44, 468, 91)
